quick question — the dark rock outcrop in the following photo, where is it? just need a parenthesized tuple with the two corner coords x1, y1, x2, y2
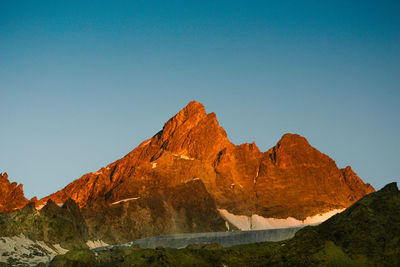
(0, 199, 88, 249)
(82, 179, 226, 244)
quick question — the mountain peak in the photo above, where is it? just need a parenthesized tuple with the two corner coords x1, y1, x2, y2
(0, 172, 29, 213)
(162, 101, 207, 133)
(162, 101, 207, 139)
(154, 101, 232, 161)
(0, 172, 8, 180)
(380, 182, 398, 193)
(181, 101, 206, 116)
(278, 133, 310, 146)
(34, 103, 374, 222)
(263, 133, 348, 175)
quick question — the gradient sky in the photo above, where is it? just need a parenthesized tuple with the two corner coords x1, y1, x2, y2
(1, 0, 399, 199)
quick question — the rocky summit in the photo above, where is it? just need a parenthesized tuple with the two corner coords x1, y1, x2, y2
(35, 101, 373, 220)
(0, 173, 29, 214)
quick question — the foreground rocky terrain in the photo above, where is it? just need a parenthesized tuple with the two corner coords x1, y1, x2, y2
(0, 179, 227, 266)
(49, 182, 400, 266)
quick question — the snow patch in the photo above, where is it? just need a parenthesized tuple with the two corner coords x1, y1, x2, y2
(254, 167, 259, 184)
(218, 210, 251, 230)
(173, 154, 194, 160)
(225, 221, 230, 231)
(111, 197, 140, 205)
(192, 178, 200, 181)
(56, 203, 64, 207)
(180, 155, 194, 160)
(152, 163, 158, 169)
(218, 209, 344, 230)
(0, 234, 68, 266)
(141, 140, 151, 146)
(86, 240, 109, 249)
(52, 244, 68, 254)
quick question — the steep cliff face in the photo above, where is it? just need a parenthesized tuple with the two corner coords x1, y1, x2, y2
(252, 134, 375, 219)
(0, 172, 29, 213)
(37, 101, 374, 220)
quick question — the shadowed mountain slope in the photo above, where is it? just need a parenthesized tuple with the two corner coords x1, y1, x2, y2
(49, 182, 400, 267)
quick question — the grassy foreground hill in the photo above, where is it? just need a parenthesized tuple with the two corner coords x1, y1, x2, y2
(49, 182, 399, 266)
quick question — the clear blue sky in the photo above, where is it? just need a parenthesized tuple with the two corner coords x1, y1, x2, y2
(1, 0, 399, 199)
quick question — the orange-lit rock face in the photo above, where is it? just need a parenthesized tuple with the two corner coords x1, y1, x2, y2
(254, 134, 375, 218)
(0, 172, 29, 213)
(38, 101, 375, 220)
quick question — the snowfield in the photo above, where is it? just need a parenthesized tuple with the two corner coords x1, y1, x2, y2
(0, 234, 68, 266)
(111, 197, 140, 205)
(86, 240, 109, 249)
(218, 209, 344, 230)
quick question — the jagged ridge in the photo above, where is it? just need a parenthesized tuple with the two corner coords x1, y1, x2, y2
(35, 101, 374, 220)
(0, 173, 29, 213)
